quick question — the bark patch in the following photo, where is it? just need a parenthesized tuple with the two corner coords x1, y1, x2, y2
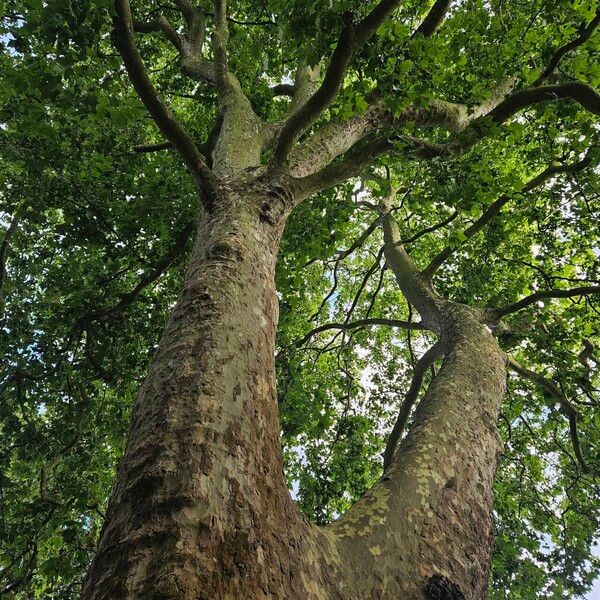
(424, 575, 465, 600)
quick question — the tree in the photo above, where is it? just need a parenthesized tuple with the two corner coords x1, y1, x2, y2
(1, 0, 599, 598)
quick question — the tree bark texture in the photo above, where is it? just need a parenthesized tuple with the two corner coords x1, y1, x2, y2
(82, 183, 507, 599)
(329, 307, 506, 599)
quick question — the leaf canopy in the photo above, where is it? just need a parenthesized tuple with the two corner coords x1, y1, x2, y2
(1, 0, 599, 597)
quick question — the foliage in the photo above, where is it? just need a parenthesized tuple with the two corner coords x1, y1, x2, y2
(1, 0, 599, 597)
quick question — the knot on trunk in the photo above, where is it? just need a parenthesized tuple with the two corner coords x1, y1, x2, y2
(424, 575, 465, 600)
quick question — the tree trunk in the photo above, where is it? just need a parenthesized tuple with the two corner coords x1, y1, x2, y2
(81, 187, 331, 599)
(328, 306, 506, 599)
(83, 181, 506, 599)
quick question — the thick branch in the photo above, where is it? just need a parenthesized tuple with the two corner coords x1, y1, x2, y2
(296, 133, 446, 196)
(289, 103, 388, 178)
(291, 31, 597, 182)
(133, 140, 173, 153)
(383, 341, 445, 469)
(487, 81, 600, 124)
(270, 0, 407, 168)
(271, 83, 296, 97)
(295, 317, 427, 347)
(410, 81, 599, 155)
(412, 0, 451, 38)
(213, 0, 232, 94)
(507, 357, 591, 473)
(380, 192, 445, 328)
(496, 285, 600, 317)
(134, 113, 223, 167)
(290, 0, 450, 176)
(113, 0, 219, 211)
(174, 0, 197, 26)
(133, 15, 183, 51)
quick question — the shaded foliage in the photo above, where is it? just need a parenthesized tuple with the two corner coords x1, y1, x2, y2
(1, 0, 599, 597)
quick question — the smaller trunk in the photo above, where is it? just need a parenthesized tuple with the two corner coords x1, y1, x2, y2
(326, 306, 506, 599)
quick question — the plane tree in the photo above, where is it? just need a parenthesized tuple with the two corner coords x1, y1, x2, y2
(0, 0, 599, 598)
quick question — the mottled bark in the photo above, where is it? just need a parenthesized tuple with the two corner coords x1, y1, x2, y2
(83, 195, 506, 599)
(81, 185, 334, 599)
(74, 1, 600, 596)
(329, 306, 506, 599)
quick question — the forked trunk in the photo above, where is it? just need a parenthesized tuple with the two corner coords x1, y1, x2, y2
(83, 188, 507, 599)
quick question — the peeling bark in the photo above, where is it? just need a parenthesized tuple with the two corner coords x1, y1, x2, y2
(81, 186, 334, 599)
(329, 307, 506, 599)
(83, 201, 507, 598)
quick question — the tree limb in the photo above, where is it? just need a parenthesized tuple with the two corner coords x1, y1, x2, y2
(507, 357, 592, 473)
(113, 0, 219, 211)
(383, 341, 446, 469)
(270, 0, 408, 168)
(496, 285, 600, 317)
(412, 0, 451, 38)
(289, 103, 388, 178)
(487, 81, 600, 124)
(295, 317, 427, 348)
(296, 133, 446, 196)
(423, 148, 597, 278)
(402, 210, 458, 245)
(532, 9, 600, 87)
(291, 0, 450, 175)
(133, 140, 173, 153)
(380, 190, 445, 328)
(335, 217, 380, 261)
(213, 0, 233, 95)
(133, 15, 183, 52)
(83, 222, 194, 323)
(134, 112, 223, 167)
(271, 83, 296, 97)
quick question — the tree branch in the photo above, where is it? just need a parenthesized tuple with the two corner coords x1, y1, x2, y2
(270, 0, 407, 168)
(113, 0, 219, 211)
(402, 210, 458, 245)
(134, 112, 223, 167)
(281, 0, 451, 175)
(289, 103, 388, 178)
(133, 140, 173, 153)
(496, 285, 600, 317)
(423, 148, 597, 278)
(213, 0, 233, 94)
(271, 83, 296, 97)
(335, 217, 380, 261)
(380, 190, 445, 328)
(412, 0, 451, 38)
(132, 15, 183, 52)
(532, 9, 600, 86)
(383, 341, 446, 469)
(507, 357, 592, 473)
(84, 222, 194, 323)
(296, 133, 446, 196)
(295, 317, 427, 348)
(486, 81, 600, 124)
(173, 0, 197, 26)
